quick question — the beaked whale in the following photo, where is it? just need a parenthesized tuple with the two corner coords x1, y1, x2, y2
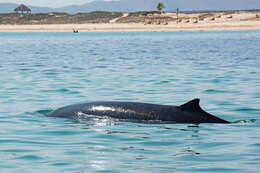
(47, 99, 229, 124)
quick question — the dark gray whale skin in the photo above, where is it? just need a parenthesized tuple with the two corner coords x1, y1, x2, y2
(47, 99, 229, 124)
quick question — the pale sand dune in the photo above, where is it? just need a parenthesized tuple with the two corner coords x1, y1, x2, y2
(0, 12, 259, 32)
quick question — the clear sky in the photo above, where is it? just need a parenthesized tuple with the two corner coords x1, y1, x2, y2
(0, 0, 98, 8)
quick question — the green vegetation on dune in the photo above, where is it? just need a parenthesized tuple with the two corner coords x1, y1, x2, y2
(0, 11, 123, 24)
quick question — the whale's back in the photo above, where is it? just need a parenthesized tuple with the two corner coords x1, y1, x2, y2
(47, 99, 229, 124)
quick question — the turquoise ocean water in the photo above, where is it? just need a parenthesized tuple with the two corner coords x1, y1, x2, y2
(0, 31, 260, 172)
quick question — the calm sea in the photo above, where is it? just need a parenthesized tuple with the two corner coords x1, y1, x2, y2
(0, 31, 260, 173)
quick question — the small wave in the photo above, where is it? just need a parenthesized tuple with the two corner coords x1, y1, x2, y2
(232, 107, 260, 112)
(15, 155, 44, 161)
(204, 89, 227, 94)
(233, 119, 260, 124)
(28, 109, 53, 115)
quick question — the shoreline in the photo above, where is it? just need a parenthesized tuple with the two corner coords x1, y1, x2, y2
(1, 11, 260, 32)
(1, 21, 260, 32)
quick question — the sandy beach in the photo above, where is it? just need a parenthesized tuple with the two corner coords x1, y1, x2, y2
(0, 11, 259, 32)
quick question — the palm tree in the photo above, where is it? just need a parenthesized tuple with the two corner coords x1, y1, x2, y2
(157, 2, 165, 12)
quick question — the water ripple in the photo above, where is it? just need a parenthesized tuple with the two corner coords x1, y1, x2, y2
(0, 31, 260, 172)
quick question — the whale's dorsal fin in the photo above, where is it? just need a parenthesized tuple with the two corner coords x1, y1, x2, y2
(180, 99, 201, 112)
